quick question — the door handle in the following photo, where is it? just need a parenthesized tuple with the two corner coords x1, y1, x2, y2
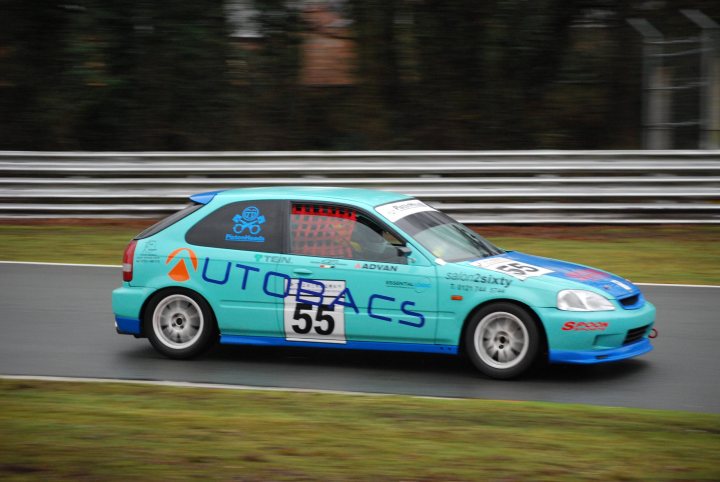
(293, 268, 313, 275)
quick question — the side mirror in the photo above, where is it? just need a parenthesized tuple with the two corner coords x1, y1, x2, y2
(396, 246, 412, 257)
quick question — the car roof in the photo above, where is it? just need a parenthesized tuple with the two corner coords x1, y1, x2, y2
(198, 186, 413, 209)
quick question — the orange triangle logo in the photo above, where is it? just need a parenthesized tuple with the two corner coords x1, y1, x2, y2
(168, 260, 190, 282)
(165, 247, 198, 282)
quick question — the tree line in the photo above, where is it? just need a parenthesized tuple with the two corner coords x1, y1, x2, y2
(1, 0, 717, 151)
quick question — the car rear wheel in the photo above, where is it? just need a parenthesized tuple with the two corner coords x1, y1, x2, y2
(145, 290, 217, 359)
(465, 303, 540, 379)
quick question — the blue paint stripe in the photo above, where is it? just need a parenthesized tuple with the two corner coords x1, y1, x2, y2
(549, 338, 653, 364)
(496, 251, 643, 301)
(220, 335, 458, 355)
(115, 316, 142, 335)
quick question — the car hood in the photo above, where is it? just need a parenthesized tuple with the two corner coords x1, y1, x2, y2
(461, 251, 640, 299)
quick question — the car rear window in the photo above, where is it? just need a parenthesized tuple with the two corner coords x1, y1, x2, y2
(134, 203, 204, 240)
(185, 200, 286, 253)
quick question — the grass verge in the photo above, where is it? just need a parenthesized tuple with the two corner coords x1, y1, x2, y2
(0, 222, 718, 285)
(1, 379, 719, 481)
(0, 223, 139, 265)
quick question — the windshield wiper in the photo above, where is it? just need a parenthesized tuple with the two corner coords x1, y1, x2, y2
(449, 224, 502, 257)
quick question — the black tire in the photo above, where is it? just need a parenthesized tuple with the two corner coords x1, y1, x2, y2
(464, 302, 541, 379)
(144, 289, 218, 359)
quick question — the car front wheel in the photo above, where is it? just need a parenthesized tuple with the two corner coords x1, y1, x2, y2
(145, 290, 217, 359)
(465, 303, 540, 379)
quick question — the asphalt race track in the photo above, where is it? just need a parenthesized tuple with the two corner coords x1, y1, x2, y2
(1, 262, 718, 413)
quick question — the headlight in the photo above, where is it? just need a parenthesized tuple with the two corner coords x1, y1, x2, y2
(557, 290, 615, 311)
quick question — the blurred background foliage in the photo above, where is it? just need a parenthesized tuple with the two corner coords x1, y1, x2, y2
(1, 0, 718, 151)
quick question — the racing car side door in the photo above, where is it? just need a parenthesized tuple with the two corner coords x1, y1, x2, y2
(271, 201, 439, 347)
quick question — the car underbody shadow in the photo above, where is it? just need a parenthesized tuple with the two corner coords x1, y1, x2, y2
(197, 342, 650, 384)
(529, 358, 650, 383)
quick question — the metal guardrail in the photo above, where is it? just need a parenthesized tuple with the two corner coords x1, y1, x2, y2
(1, 150, 719, 223)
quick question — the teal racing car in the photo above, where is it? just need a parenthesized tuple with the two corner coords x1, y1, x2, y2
(112, 187, 655, 379)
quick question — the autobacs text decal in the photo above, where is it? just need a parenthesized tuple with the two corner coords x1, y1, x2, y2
(166, 248, 425, 329)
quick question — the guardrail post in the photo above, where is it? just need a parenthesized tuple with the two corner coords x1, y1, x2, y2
(682, 10, 720, 149)
(628, 19, 673, 149)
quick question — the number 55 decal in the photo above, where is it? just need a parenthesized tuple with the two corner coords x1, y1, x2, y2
(471, 257, 553, 280)
(284, 279, 346, 344)
(292, 303, 335, 336)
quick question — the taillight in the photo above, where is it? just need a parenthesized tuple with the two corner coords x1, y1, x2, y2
(122, 240, 137, 282)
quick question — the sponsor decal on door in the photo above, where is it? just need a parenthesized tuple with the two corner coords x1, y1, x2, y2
(283, 279, 347, 344)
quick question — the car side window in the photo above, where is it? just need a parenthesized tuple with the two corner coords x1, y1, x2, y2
(185, 200, 285, 253)
(290, 203, 406, 264)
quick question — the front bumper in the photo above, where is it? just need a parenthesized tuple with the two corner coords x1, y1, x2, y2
(537, 301, 655, 364)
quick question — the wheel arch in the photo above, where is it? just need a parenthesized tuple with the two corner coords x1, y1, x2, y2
(458, 298, 549, 360)
(139, 286, 219, 338)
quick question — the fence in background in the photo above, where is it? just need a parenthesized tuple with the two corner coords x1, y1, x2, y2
(1, 150, 718, 224)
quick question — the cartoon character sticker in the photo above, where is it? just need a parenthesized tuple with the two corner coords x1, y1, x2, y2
(233, 206, 265, 234)
(226, 206, 266, 243)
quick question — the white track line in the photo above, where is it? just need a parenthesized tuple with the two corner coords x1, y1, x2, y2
(635, 282, 720, 288)
(0, 374, 458, 401)
(0, 260, 119, 268)
(0, 260, 718, 288)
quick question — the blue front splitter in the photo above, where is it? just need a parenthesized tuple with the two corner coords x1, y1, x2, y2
(549, 338, 653, 364)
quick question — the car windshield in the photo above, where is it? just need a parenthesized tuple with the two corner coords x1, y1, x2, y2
(392, 209, 504, 262)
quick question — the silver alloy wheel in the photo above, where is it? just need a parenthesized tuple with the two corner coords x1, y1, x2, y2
(152, 294, 204, 350)
(473, 311, 529, 369)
